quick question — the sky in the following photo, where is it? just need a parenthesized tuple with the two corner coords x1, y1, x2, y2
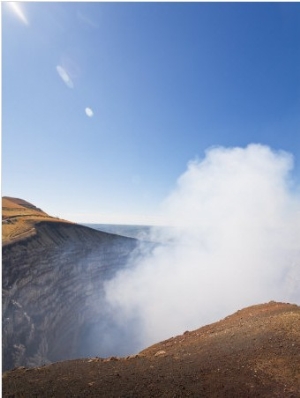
(2, 2, 300, 225)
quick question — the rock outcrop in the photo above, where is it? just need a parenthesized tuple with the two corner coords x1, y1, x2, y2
(2, 197, 139, 371)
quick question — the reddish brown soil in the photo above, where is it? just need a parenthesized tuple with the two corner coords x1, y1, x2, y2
(3, 301, 300, 397)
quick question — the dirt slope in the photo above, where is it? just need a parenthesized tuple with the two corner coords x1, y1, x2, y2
(3, 301, 300, 397)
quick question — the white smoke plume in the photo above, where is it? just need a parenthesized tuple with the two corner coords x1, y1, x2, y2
(104, 144, 300, 352)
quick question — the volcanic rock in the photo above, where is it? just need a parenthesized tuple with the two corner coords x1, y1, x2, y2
(2, 197, 139, 371)
(2, 301, 300, 397)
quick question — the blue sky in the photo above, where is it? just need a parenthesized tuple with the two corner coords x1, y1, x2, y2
(2, 2, 300, 224)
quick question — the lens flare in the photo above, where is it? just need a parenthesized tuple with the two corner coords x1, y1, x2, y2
(8, 2, 29, 26)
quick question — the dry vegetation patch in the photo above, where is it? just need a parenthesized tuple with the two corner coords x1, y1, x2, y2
(2, 197, 71, 245)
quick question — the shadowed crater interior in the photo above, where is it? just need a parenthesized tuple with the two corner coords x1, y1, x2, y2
(2, 221, 140, 371)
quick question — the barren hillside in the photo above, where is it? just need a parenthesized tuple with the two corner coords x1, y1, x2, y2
(2, 196, 70, 245)
(3, 301, 300, 397)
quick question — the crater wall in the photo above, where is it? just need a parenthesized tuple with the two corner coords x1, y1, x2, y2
(2, 221, 138, 371)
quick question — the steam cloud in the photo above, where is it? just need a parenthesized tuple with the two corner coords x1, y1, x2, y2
(104, 144, 300, 352)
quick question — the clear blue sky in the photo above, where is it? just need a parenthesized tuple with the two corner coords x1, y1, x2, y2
(2, 2, 300, 224)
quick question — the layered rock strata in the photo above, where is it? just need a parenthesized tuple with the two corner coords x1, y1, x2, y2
(2, 218, 138, 371)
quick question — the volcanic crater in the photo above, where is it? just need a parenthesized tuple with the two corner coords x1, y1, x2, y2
(2, 197, 300, 397)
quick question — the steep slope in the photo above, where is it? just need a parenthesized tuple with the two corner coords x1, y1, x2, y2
(2, 197, 139, 371)
(3, 301, 300, 397)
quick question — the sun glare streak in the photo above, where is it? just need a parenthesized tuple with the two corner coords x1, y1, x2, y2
(56, 65, 74, 89)
(8, 2, 29, 26)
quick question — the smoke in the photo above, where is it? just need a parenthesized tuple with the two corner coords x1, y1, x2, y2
(104, 144, 300, 352)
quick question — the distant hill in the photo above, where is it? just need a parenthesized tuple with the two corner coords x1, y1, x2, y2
(2, 196, 46, 212)
(3, 301, 300, 397)
(2, 196, 69, 246)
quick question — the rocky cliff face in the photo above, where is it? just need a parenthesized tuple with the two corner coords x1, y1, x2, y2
(2, 217, 139, 371)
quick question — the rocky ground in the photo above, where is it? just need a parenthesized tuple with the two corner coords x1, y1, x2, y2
(3, 301, 300, 397)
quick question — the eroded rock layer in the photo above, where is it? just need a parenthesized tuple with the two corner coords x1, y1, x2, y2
(2, 220, 138, 371)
